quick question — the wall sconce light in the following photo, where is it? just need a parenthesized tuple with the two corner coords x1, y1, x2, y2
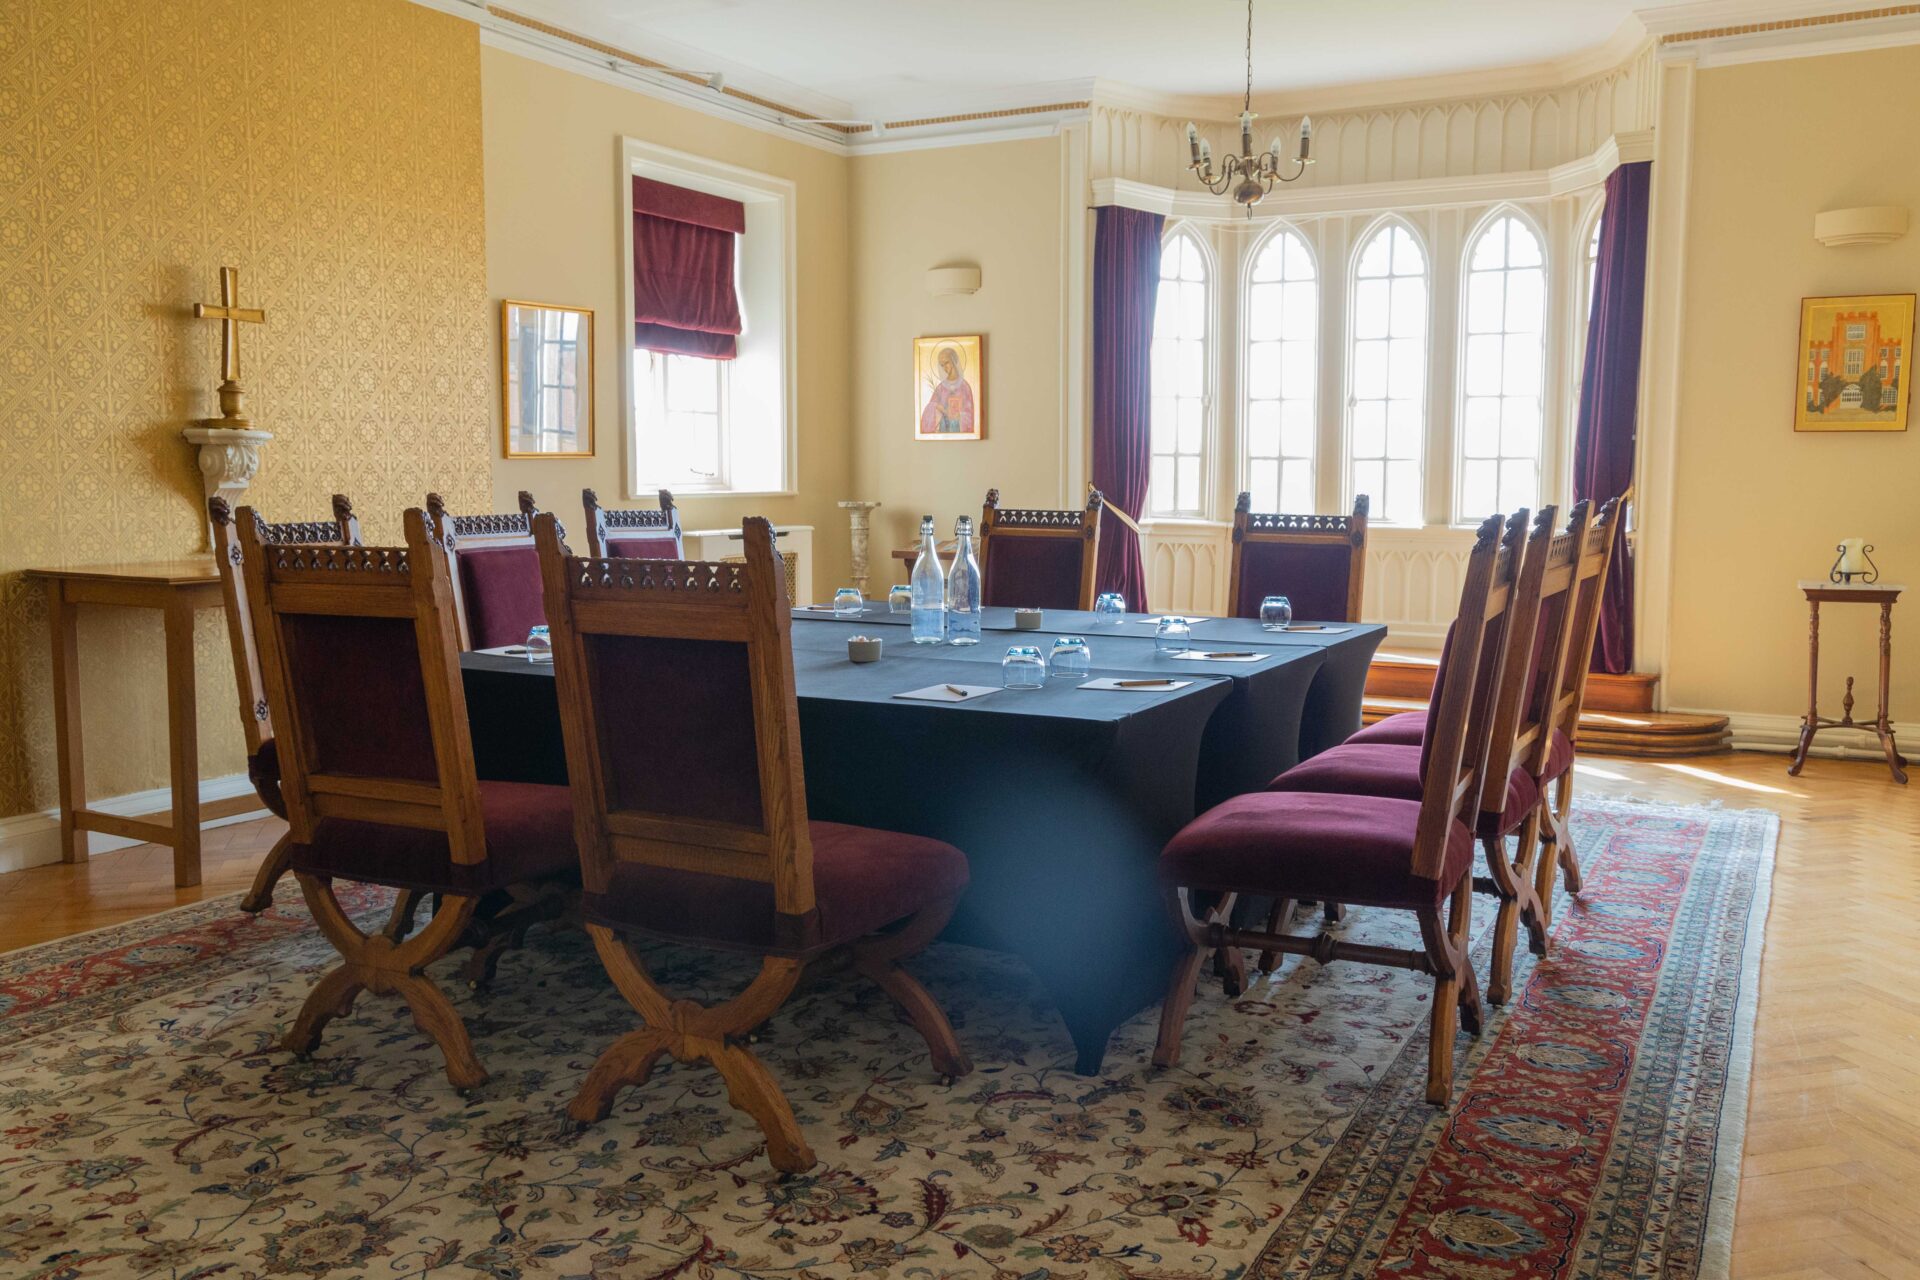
(1813, 206, 1908, 248)
(925, 265, 981, 296)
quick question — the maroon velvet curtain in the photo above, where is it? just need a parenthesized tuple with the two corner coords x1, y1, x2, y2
(1091, 204, 1164, 611)
(1572, 160, 1651, 674)
(632, 176, 745, 360)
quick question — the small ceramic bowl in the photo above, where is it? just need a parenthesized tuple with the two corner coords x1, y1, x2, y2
(1013, 609, 1044, 630)
(847, 635, 882, 664)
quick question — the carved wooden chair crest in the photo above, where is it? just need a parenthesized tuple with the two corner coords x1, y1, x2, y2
(534, 514, 973, 1171)
(582, 487, 682, 559)
(978, 487, 1104, 610)
(239, 507, 579, 1089)
(425, 489, 557, 651)
(208, 493, 359, 913)
(1227, 493, 1370, 623)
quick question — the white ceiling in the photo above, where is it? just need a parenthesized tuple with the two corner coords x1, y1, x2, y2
(499, 0, 1715, 121)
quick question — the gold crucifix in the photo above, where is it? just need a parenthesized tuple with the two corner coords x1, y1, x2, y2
(193, 266, 267, 427)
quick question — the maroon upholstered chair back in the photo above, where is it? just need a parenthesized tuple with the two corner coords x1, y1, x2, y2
(535, 514, 820, 942)
(210, 494, 361, 756)
(1408, 510, 1527, 880)
(978, 488, 1103, 610)
(1227, 494, 1370, 622)
(427, 490, 556, 651)
(583, 486, 684, 560)
(238, 506, 489, 864)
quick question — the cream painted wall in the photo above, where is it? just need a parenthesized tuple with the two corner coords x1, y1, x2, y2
(849, 138, 1070, 573)
(481, 46, 855, 590)
(1665, 46, 1920, 726)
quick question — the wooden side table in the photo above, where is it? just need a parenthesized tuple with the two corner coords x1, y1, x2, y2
(22, 559, 262, 886)
(1789, 581, 1906, 784)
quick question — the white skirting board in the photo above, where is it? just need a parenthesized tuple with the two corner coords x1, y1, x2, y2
(0, 774, 268, 876)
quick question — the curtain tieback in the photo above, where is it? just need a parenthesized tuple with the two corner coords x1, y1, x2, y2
(1090, 483, 1143, 537)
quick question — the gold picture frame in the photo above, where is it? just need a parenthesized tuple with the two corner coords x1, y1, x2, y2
(502, 299, 595, 458)
(1794, 293, 1913, 432)
(913, 334, 984, 442)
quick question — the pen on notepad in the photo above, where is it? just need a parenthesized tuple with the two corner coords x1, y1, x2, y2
(945, 684, 969, 696)
(1200, 651, 1255, 658)
(1116, 679, 1176, 688)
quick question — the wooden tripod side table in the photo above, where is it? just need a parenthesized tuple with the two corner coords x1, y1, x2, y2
(23, 558, 263, 886)
(1789, 581, 1906, 783)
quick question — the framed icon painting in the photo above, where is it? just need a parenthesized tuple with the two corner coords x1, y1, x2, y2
(1795, 293, 1913, 432)
(913, 334, 984, 442)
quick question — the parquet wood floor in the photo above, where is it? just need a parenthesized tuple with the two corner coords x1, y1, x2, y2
(0, 751, 1914, 1277)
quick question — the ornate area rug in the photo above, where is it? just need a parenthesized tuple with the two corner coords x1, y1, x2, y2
(0, 798, 1773, 1279)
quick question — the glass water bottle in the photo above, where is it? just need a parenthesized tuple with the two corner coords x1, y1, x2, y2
(946, 515, 983, 646)
(909, 515, 947, 644)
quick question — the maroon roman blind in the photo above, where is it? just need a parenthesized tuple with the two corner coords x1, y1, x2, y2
(632, 175, 745, 360)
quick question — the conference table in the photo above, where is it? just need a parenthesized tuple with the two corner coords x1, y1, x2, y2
(461, 604, 1384, 1073)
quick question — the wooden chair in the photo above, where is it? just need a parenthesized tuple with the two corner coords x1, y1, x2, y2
(1259, 507, 1572, 1005)
(582, 487, 682, 559)
(208, 494, 360, 913)
(1535, 495, 1625, 909)
(425, 490, 554, 651)
(239, 507, 579, 1089)
(978, 487, 1103, 610)
(1226, 493, 1370, 623)
(1154, 510, 1524, 1105)
(533, 514, 973, 1172)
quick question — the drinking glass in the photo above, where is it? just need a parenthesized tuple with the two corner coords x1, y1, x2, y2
(833, 587, 864, 618)
(1002, 645, 1046, 689)
(1048, 635, 1091, 679)
(1094, 591, 1127, 624)
(1260, 595, 1294, 631)
(1154, 616, 1193, 654)
(888, 584, 912, 614)
(525, 624, 553, 664)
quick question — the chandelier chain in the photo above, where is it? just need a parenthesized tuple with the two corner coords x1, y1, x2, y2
(1244, 0, 1253, 115)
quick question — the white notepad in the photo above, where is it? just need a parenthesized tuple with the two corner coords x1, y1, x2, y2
(894, 684, 999, 703)
(1078, 677, 1195, 692)
(1167, 650, 1267, 663)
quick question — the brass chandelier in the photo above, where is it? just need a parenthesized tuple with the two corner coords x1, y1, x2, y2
(1184, 0, 1314, 207)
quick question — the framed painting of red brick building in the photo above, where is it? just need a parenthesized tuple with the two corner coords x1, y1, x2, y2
(1796, 293, 1914, 432)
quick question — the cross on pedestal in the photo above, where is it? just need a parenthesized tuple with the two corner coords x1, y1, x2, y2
(193, 266, 267, 426)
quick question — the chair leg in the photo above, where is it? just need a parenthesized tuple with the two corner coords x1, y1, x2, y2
(1419, 872, 1480, 1106)
(239, 832, 293, 914)
(569, 923, 814, 1173)
(1256, 897, 1298, 972)
(460, 883, 573, 994)
(1483, 807, 1547, 1007)
(285, 874, 486, 1090)
(850, 896, 972, 1080)
(1321, 900, 1347, 924)
(1553, 774, 1583, 893)
(1153, 887, 1219, 1069)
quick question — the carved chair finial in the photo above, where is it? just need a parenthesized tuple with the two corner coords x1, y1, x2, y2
(209, 494, 233, 525)
(517, 491, 538, 517)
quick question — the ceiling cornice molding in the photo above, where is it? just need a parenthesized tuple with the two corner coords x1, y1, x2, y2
(1092, 129, 1647, 221)
(1087, 17, 1652, 122)
(1641, 0, 1920, 65)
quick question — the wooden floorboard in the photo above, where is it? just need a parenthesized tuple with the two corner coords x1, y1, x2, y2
(0, 749, 1914, 1277)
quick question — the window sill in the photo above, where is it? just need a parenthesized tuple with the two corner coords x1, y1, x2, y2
(631, 486, 799, 501)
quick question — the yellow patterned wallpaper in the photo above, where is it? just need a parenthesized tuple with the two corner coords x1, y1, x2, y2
(0, 0, 491, 819)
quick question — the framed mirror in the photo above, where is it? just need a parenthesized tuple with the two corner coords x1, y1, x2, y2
(501, 299, 594, 458)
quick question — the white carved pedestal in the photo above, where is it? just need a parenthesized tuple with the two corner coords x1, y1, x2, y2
(183, 426, 272, 548)
(839, 500, 881, 595)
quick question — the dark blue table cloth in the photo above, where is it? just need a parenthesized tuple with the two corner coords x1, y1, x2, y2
(459, 605, 1382, 1072)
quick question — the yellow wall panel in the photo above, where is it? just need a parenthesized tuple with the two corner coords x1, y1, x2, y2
(0, 0, 491, 818)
